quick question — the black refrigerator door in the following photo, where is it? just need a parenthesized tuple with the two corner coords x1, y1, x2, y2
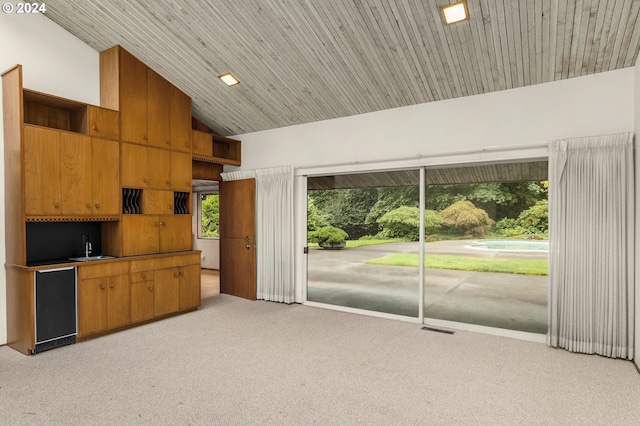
(35, 267, 77, 344)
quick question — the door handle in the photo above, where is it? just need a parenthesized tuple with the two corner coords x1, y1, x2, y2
(245, 236, 251, 249)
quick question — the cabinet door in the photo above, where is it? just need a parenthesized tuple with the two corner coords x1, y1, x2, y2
(191, 131, 212, 157)
(131, 274, 154, 323)
(160, 215, 192, 252)
(170, 151, 192, 192)
(147, 69, 171, 148)
(24, 126, 61, 215)
(121, 142, 149, 188)
(92, 138, 120, 215)
(154, 268, 180, 316)
(88, 106, 119, 140)
(60, 132, 92, 215)
(78, 277, 107, 336)
(106, 274, 130, 328)
(143, 190, 174, 215)
(121, 215, 160, 256)
(119, 49, 148, 144)
(169, 85, 191, 152)
(148, 147, 171, 189)
(179, 263, 201, 310)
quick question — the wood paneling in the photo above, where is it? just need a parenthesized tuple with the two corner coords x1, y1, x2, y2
(44, 0, 640, 136)
(2, 66, 26, 265)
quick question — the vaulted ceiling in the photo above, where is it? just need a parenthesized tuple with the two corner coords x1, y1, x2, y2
(45, 0, 640, 137)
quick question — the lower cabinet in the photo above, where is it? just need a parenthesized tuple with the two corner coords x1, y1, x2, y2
(78, 262, 131, 337)
(78, 252, 200, 339)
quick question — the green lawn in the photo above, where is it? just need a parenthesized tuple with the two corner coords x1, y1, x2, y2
(366, 253, 548, 276)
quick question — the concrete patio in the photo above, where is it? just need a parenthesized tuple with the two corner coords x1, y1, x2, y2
(307, 240, 548, 334)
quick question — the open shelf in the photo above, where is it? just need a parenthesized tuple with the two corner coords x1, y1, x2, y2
(23, 89, 88, 133)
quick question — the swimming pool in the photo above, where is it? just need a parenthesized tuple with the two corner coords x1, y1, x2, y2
(469, 240, 549, 251)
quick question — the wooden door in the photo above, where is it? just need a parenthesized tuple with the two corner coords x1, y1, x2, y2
(78, 277, 107, 336)
(92, 138, 120, 215)
(60, 132, 92, 215)
(106, 274, 130, 328)
(23, 126, 61, 215)
(119, 49, 148, 144)
(170, 151, 192, 191)
(160, 215, 192, 252)
(121, 142, 149, 188)
(121, 215, 160, 256)
(147, 147, 171, 189)
(154, 268, 180, 316)
(179, 263, 201, 310)
(131, 274, 154, 323)
(220, 178, 256, 300)
(169, 85, 192, 152)
(147, 69, 171, 148)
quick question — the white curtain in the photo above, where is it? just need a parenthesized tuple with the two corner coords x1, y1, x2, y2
(221, 166, 295, 303)
(548, 133, 634, 359)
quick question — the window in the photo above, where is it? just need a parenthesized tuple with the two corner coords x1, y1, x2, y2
(198, 193, 219, 238)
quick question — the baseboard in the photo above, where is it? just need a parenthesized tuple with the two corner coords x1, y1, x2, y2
(634, 360, 640, 375)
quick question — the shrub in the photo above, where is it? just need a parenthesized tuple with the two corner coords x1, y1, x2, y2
(426, 234, 440, 242)
(308, 226, 348, 244)
(516, 200, 548, 234)
(439, 200, 494, 237)
(377, 206, 420, 241)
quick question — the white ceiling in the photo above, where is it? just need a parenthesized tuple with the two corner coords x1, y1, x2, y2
(45, 0, 640, 136)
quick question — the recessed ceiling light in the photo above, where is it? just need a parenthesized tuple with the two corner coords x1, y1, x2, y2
(219, 73, 239, 86)
(440, 1, 469, 25)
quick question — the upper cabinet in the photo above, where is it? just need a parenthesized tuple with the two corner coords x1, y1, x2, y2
(100, 46, 192, 152)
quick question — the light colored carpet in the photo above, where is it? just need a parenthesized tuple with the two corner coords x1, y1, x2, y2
(1, 294, 639, 425)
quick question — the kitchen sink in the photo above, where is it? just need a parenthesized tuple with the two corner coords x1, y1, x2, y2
(69, 255, 116, 262)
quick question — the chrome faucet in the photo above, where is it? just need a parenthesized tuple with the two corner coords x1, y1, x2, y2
(83, 235, 92, 258)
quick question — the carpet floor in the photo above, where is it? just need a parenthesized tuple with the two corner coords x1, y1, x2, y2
(1, 294, 639, 425)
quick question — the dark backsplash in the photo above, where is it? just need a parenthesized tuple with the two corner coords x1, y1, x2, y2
(26, 222, 102, 264)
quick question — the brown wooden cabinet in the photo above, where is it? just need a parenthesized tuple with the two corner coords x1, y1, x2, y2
(169, 85, 192, 152)
(179, 263, 201, 310)
(118, 48, 148, 144)
(78, 262, 131, 337)
(88, 106, 119, 140)
(122, 143, 178, 190)
(121, 214, 191, 256)
(121, 142, 149, 188)
(131, 269, 154, 323)
(170, 151, 192, 192)
(60, 132, 93, 215)
(24, 127, 118, 218)
(24, 126, 62, 215)
(147, 68, 171, 148)
(143, 190, 174, 215)
(91, 138, 121, 215)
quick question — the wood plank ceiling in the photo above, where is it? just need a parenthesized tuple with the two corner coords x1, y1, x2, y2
(44, 0, 640, 137)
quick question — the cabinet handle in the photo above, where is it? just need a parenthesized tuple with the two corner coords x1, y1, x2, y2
(92, 125, 98, 131)
(142, 177, 149, 183)
(154, 222, 159, 227)
(53, 202, 60, 208)
(141, 272, 146, 279)
(173, 271, 179, 278)
(109, 283, 115, 289)
(86, 203, 92, 209)
(142, 135, 148, 141)
(166, 180, 171, 186)
(148, 285, 153, 292)
(179, 271, 184, 277)
(95, 203, 101, 209)
(160, 221, 166, 226)
(165, 140, 170, 145)
(99, 283, 105, 290)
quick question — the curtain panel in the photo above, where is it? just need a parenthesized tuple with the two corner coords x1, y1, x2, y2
(221, 167, 295, 303)
(548, 133, 634, 359)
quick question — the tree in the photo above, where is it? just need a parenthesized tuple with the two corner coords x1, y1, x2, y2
(439, 200, 493, 237)
(307, 196, 329, 231)
(365, 187, 419, 225)
(516, 199, 548, 234)
(377, 206, 442, 241)
(201, 194, 219, 237)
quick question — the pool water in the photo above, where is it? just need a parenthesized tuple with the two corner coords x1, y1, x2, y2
(471, 240, 549, 251)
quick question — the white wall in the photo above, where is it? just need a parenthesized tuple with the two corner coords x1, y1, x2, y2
(237, 68, 634, 170)
(191, 195, 220, 269)
(0, 13, 99, 345)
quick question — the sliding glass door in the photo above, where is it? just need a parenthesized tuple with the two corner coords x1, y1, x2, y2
(306, 161, 549, 335)
(306, 170, 420, 317)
